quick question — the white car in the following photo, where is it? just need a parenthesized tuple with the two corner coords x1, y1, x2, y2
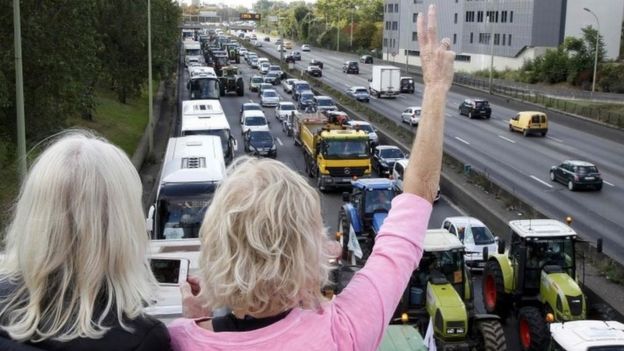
(550, 320, 624, 351)
(260, 89, 280, 107)
(276, 45, 286, 52)
(282, 78, 296, 94)
(254, 40, 263, 47)
(238, 48, 248, 55)
(392, 159, 440, 202)
(259, 62, 270, 74)
(275, 102, 296, 121)
(345, 120, 379, 145)
(441, 217, 499, 269)
(301, 44, 311, 52)
(401, 106, 422, 126)
(241, 110, 269, 134)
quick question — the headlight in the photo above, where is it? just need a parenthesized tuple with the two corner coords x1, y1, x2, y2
(271, 144, 276, 150)
(248, 145, 256, 151)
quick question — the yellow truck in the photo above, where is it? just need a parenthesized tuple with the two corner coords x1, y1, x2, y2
(293, 112, 371, 191)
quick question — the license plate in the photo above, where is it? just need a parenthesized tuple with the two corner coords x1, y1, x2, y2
(259, 151, 268, 155)
(585, 177, 595, 180)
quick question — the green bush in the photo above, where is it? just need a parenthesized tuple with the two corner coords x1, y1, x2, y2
(599, 63, 624, 93)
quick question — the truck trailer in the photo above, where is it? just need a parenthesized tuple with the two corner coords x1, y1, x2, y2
(368, 65, 401, 98)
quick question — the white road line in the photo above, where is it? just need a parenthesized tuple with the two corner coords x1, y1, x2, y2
(498, 135, 516, 144)
(604, 181, 615, 187)
(454, 136, 470, 145)
(276, 137, 284, 146)
(530, 175, 553, 188)
(547, 136, 563, 143)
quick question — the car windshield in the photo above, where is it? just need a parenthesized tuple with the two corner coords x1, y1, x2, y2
(353, 124, 373, 133)
(575, 165, 599, 174)
(186, 49, 201, 56)
(267, 72, 279, 77)
(475, 101, 489, 108)
(317, 99, 333, 106)
(250, 131, 273, 142)
(323, 140, 369, 159)
(380, 148, 404, 159)
(464, 225, 496, 245)
(296, 83, 311, 91)
(364, 189, 394, 213)
(244, 104, 261, 112)
(280, 104, 295, 111)
(251, 77, 263, 83)
(245, 116, 266, 126)
(354, 88, 368, 94)
(269, 66, 280, 71)
(301, 93, 314, 100)
(263, 91, 277, 97)
(189, 78, 220, 99)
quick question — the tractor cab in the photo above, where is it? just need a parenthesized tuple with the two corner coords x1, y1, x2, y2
(222, 66, 239, 77)
(507, 220, 577, 296)
(400, 77, 415, 94)
(348, 178, 397, 233)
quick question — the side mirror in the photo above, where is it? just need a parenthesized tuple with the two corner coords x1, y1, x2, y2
(482, 246, 489, 261)
(342, 192, 351, 203)
(497, 239, 506, 254)
(367, 78, 372, 82)
(146, 205, 155, 234)
(597, 238, 603, 253)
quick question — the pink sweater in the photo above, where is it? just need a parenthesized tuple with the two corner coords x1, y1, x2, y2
(168, 193, 431, 351)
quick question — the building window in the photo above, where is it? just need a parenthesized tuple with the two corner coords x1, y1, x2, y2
(494, 33, 500, 45)
(455, 54, 471, 62)
(414, 0, 423, 3)
(388, 4, 393, 13)
(413, 13, 417, 23)
(385, 21, 390, 30)
(394, 4, 398, 12)
(383, 38, 388, 47)
(465, 11, 475, 22)
(508, 34, 512, 46)
(412, 32, 418, 41)
(453, 33, 457, 44)
(502, 34, 506, 45)
(477, 11, 483, 22)
(478, 33, 491, 44)
(454, 13, 458, 23)
(501, 11, 507, 23)
(470, 32, 473, 43)
(510, 11, 513, 23)
(392, 21, 398, 30)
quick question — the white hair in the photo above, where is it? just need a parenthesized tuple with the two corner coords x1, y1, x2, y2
(0, 130, 157, 342)
(199, 156, 332, 316)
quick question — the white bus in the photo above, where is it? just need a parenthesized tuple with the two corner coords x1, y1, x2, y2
(183, 40, 203, 67)
(180, 99, 237, 163)
(146, 135, 226, 241)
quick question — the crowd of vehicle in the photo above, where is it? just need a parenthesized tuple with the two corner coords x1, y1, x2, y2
(147, 27, 620, 351)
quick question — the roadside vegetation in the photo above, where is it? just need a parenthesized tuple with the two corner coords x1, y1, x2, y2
(0, 0, 181, 229)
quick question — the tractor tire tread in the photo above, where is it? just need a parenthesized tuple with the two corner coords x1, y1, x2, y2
(477, 320, 507, 351)
(518, 306, 548, 351)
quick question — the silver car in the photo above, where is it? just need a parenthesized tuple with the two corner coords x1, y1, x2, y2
(275, 102, 297, 121)
(401, 106, 422, 126)
(281, 78, 296, 94)
(260, 89, 280, 107)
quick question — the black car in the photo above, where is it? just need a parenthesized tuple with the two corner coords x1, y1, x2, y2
(297, 90, 316, 111)
(292, 51, 302, 61)
(343, 61, 359, 74)
(305, 66, 322, 77)
(264, 36, 271, 42)
(244, 130, 277, 158)
(550, 160, 603, 191)
(400, 77, 415, 94)
(459, 98, 492, 119)
(292, 81, 311, 101)
(310, 59, 324, 69)
(372, 145, 406, 176)
(265, 71, 282, 85)
(360, 55, 373, 64)
(285, 55, 295, 64)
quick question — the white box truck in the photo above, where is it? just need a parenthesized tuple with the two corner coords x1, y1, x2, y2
(368, 65, 401, 98)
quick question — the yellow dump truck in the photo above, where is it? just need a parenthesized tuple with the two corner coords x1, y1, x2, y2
(293, 112, 371, 191)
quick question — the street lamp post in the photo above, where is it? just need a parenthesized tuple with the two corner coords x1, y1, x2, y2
(147, 0, 154, 155)
(583, 7, 600, 95)
(487, 14, 495, 95)
(13, 0, 27, 179)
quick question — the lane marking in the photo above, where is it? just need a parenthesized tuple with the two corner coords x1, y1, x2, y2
(276, 137, 284, 146)
(604, 180, 615, 187)
(454, 136, 470, 145)
(530, 175, 553, 188)
(547, 136, 563, 143)
(498, 135, 516, 144)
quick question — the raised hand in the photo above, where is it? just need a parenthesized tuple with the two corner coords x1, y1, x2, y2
(417, 5, 455, 91)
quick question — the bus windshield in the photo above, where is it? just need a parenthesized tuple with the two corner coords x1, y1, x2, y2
(189, 78, 220, 99)
(156, 198, 211, 240)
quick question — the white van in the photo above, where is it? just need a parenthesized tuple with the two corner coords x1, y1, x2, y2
(183, 40, 203, 67)
(146, 135, 226, 241)
(441, 216, 499, 269)
(180, 100, 237, 163)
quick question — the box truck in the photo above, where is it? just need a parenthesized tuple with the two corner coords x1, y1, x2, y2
(368, 66, 401, 98)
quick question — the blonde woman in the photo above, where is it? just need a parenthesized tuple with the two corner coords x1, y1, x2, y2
(169, 5, 454, 351)
(0, 132, 170, 350)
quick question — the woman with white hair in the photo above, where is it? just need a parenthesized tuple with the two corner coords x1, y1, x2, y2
(0, 131, 170, 350)
(169, 5, 454, 351)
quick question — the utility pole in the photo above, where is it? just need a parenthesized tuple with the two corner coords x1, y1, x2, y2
(147, 0, 154, 155)
(487, 14, 495, 95)
(337, 22, 340, 51)
(13, 0, 26, 178)
(584, 8, 600, 96)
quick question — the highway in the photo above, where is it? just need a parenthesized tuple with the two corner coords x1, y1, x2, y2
(250, 34, 624, 263)
(173, 53, 522, 349)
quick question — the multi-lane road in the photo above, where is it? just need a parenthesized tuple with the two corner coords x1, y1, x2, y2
(250, 34, 624, 263)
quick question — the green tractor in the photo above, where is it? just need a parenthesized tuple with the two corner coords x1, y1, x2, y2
(396, 229, 507, 350)
(225, 44, 240, 64)
(218, 66, 244, 97)
(482, 219, 614, 351)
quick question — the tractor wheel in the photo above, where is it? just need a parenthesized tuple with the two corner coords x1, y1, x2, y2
(588, 303, 616, 320)
(236, 79, 244, 96)
(517, 306, 547, 351)
(219, 84, 225, 97)
(483, 260, 510, 320)
(475, 320, 507, 351)
(337, 210, 351, 261)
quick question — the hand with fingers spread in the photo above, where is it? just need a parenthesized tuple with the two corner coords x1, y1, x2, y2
(417, 4, 456, 91)
(180, 276, 212, 319)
